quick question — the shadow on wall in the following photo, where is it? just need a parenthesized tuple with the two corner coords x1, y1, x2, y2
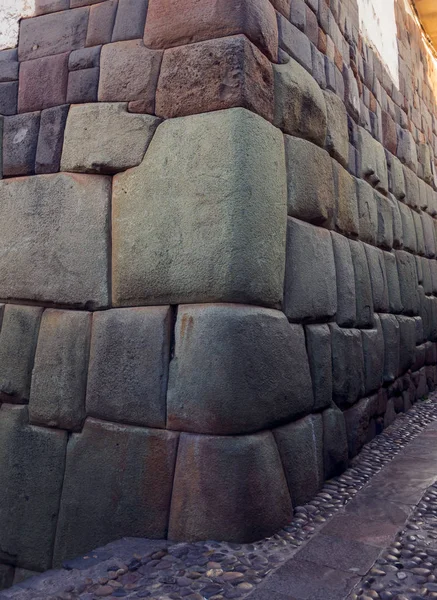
(0, 0, 35, 51)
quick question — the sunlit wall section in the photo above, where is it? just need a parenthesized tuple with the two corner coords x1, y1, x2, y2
(0, 0, 35, 50)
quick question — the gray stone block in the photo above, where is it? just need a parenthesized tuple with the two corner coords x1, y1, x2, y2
(112, 108, 287, 308)
(332, 160, 359, 237)
(0, 305, 43, 403)
(418, 178, 429, 211)
(364, 244, 389, 313)
(331, 231, 356, 326)
(349, 239, 374, 328)
(0, 174, 110, 309)
(421, 212, 436, 258)
(396, 250, 419, 316)
(421, 257, 433, 296)
(35, 104, 69, 174)
(3, 112, 40, 177)
(305, 324, 332, 412)
(344, 395, 377, 458)
(403, 165, 419, 209)
(274, 414, 324, 506)
(285, 135, 334, 226)
(356, 179, 377, 246)
(29, 309, 92, 431)
(361, 314, 385, 395)
(397, 127, 418, 172)
(0, 405, 67, 570)
(53, 419, 179, 564)
(387, 194, 403, 249)
(356, 126, 388, 194)
(375, 191, 394, 250)
(168, 431, 291, 542)
(412, 209, 426, 256)
(86, 307, 171, 429)
(386, 150, 406, 201)
(167, 304, 314, 435)
(284, 218, 337, 322)
(398, 202, 417, 253)
(414, 315, 425, 345)
(396, 315, 417, 374)
(323, 89, 349, 167)
(383, 251, 403, 314)
(322, 406, 348, 479)
(330, 324, 365, 408)
(61, 103, 161, 174)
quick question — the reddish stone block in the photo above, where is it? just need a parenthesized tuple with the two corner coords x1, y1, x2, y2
(3, 112, 40, 177)
(0, 82, 18, 116)
(144, 0, 278, 62)
(35, 105, 69, 174)
(382, 110, 397, 155)
(34, 0, 69, 15)
(69, 46, 101, 71)
(67, 68, 100, 104)
(270, 0, 291, 18)
(318, 27, 327, 53)
(86, 0, 118, 47)
(112, 0, 148, 41)
(18, 53, 69, 113)
(98, 40, 162, 113)
(305, 4, 319, 46)
(156, 35, 274, 121)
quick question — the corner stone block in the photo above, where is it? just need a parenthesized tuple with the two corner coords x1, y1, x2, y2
(0, 405, 67, 571)
(331, 231, 356, 327)
(332, 160, 360, 237)
(356, 126, 388, 194)
(112, 108, 287, 308)
(167, 304, 314, 435)
(361, 314, 385, 396)
(364, 244, 389, 313)
(274, 414, 324, 506)
(323, 407, 349, 479)
(383, 251, 403, 314)
(356, 179, 378, 246)
(29, 309, 91, 431)
(330, 323, 365, 409)
(396, 250, 419, 316)
(86, 307, 171, 429)
(53, 419, 179, 564)
(285, 135, 334, 226)
(155, 36, 274, 122)
(323, 90, 349, 168)
(168, 431, 291, 542)
(61, 103, 160, 174)
(349, 239, 374, 329)
(284, 217, 337, 322)
(144, 0, 279, 62)
(0, 305, 43, 404)
(273, 56, 327, 147)
(3, 112, 40, 177)
(344, 395, 377, 458)
(0, 174, 110, 308)
(305, 324, 333, 412)
(18, 53, 69, 114)
(397, 315, 417, 375)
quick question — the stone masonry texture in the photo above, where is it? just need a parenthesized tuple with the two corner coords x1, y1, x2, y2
(2, 0, 437, 585)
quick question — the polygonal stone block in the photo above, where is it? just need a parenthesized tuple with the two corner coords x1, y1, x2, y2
(412, 209, 426, 256)
(167, 304, 313, 435)
(2, 112, 40, 177)
(418, 179, 429, 211)
(34, 0, 69, 15)
(422, 212, 436, 258)
(343, 395, 377, 458)
(361, 314, 384, 396)
(35, 104, 69, 174)
(29, 309, 91, 431)
(66, 67, 99, 104)
(112, 0, 148, 41)
(305, 324, 332, 411)
(356, 179, 378, 246)
(397, 127, 418, 173)
(112, 108, 287, 308)
(0, 82, 18, 116)
(397, 315, 417, 374)
(330, 324, 365, 409)
(277, 14, 312, 72)
(396, 250, 419, 316)
(388, 195, 403, 249)
(168, 431, 291, 542)
(375, 191, 394, 250)
(380, 315, 400, 384)
(356, 126, 388, 193)
(324, 89, 349, 167)
(0, 174, 110, 308)
(0, 305, 42, 404)
(349, 239, 374, 328)
(331, 231, 356, 327)
(86, 307, 171, 428)
(383, 251, 403, 314)
(322, 406, 348, 479)
(86, 0, 117, 46)
(398, 202, 417, 253)
(284, 218, 337, 322)
(365, 244, 389, 313)
(69, 46, 101, 71)
(332, 160, 359, 237)
(18, 53, 69, 114)
(403, 165, 419, 209)
(274, 414, 324, 506)
(0, 405, 67, 570)
(53, 419, 179, 564)
(386, 150, 406, 201)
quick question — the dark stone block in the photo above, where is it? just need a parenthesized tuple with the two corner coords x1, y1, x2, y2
(344, 395, 377, 458)
(349, 239, 374, 328)
(380, 313, 400, 383)
(18, 53, 69, 113)
(3, 112, 41, 177)
(330, 323, 365, 409)
(67, 67, 99, 104)
(112, 0, 148, 41)
(277, 14, 312, 72)
(35, 104, 69, 174)
(0, 60, 18, 83)
(396, 250, 419, 315)
(34, 0, 69, 15)
(305, 324, 332, 411)
(86, 0, 118, 46)
(397, 315, 417, 374)
(0, 81, 18, 116)
(323, 406, 348, 479)
(365, 244, 389, 312)
(331, 231, 356, 327)
(69, 46, 101, 71)
(361, 314, 385, 395)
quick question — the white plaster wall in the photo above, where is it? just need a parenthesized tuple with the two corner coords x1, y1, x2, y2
(357, 0, 399, 88)
(0, 0, 35, 50)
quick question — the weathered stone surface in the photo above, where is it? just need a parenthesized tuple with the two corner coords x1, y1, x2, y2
(168, 431, 291, 542)
(365, 244, 389, 313)
(0, 174, 110, 308)
(421, 212, 436, 258)
(274, 414, 324, 506)
(333, 160, 360, 237)
(386, 150, 406, 201)
(343, 395, 377, 458)
(35, 104, 69, 174)
(396, 250, 419, 315)
(18, 53, 69, 114)
(278, 15, 312, 71)
(403, 165, 419, 209)
(0, 405, 67, 570)
(18, 9, 89, 61)
(284, 218, 337, 321)
(356, 126, 388, 193)
(61, 103, 160, 174)
(375, 191, 394, 250)
(144, 0, 279, 62)
(156, 35, 274, 121)
(0, 81, 18, 116)
(66, 67, 99, 104)
(2, 112, 40, 177)
(0, 564, 14, 589)
(285, 136, 334, 226)
(29, 309, 91, 431)
(167, 304, 313, 435)
(421, 256, 433, 295)
(273, 56, 327, 146)
(397, 127, 418, 172)
(361, 314, 385, 395)
(86, 307, 170, 428)
(397, 315, 417, 374)
(69, 46, 101, 71)
(357, 179, 378, 246)
(305, 324, 332, 411)
(99, 40, 163, 113)
(330, 324, 365, 408)
(322, 406, 349, 479)
(383, 251, 403, 314)
(388, 194, 403, 249)
(112, 109, 286, 307)
(86, 0, 117, 46)
(54, 419, 179, 564)
(0, 305, 42, 404)
(331, 231, 356, 327)
(398, 201, 417, 253)
(419, 178, 429, 211)
(324, 89, 349, 167)
(112, 0, 148, 41)
(349, 239, 374, 328)
(381, 110, 397, 154)
(0, 57, 18, 83)
(412, 209, 426, 256)
(380, 314, 400, 382)
(34, 0, 69, 15)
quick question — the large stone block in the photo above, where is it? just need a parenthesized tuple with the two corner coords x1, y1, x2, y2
(112, 108, 287, 308)
(421, 212, 436, 258)
(285, 136, 334, 226)
(53, 419, 179, 564)
(274, 414, 324, 506)
(398, 201, 418, 253)
(144, 0, 278, 62)
(356, 126, 388, 194)
(273, 56, 327, 146)
(0, 174, 110, 308)
(361, 314, 385, 395)
(61, 103, 160, 174)
(0, 81, 18, 116)
(356, 179, 378, 246)
(112, 0, 148, 41)
(331, 231, 356, 327)
(375, 191, 394, 250)
(167, 304, 314, 435)
(386, 150, 406, 201)
(323, 407, 348, 479)
(349, 239, 374, 328)
(332, 160, 359, 237)
(330, 324, 365, 408)
(2, 112, 40, 177)
(397, 315, 417, 374)
(396, 250, 419, 316)
(388, 194, 403, 249)
(412, 209, 426, 256)
(305, 324, 332, 411)
(156, 36, 274, 122)
(403, 165, 419, 209)
(364, 244, 389, 313)
(0, 305, 42, 404)
(168, 431, 291, 542)
(284, 218, 337, 321)
(29, 309, 91, 431)
(324, 89, 349, 167)
(397, 127, 418, 172)
(86, 307, 171, 428)
(18, 53, 69, 113)
(344, 395, 377, 457)
(35, 104, 69, 174)
(0, 405, 67, 570)
(383, 251, 403, 314)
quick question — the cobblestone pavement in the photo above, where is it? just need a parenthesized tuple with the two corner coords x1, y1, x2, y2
(3, 396, 437, 600)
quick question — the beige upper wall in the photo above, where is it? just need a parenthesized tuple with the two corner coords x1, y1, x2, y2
(0, 0, 34, 50)
(413, 0, 437, 49)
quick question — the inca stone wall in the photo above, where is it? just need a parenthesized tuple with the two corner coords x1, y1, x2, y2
(1, 0, 437, 588)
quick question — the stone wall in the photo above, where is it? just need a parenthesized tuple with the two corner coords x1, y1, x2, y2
(0, 0, 437, 587)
